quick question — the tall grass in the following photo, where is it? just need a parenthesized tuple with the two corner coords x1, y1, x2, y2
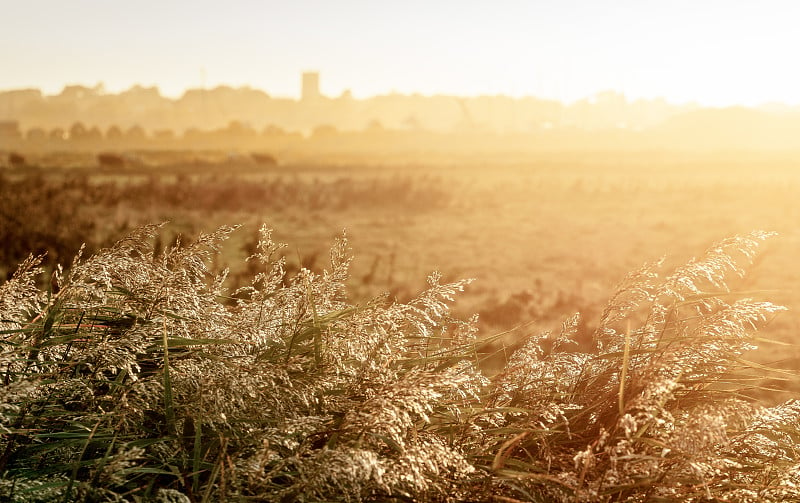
(0, 225, 796, 501)
(0, 171, 452, 281)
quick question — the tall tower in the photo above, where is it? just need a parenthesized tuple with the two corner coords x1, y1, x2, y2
(301, 72, 321, 101)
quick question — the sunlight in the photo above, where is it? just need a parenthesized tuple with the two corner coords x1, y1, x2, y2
(5, 1, 800, 500)
(4, 0, 800, 104)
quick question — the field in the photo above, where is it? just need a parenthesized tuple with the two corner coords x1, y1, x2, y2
(3, 151, 800, 500)
(4, 152, 800, 354)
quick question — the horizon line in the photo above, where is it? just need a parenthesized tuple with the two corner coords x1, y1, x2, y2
(4, 81, 797, 109)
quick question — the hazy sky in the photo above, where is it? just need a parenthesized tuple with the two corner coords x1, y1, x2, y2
(4, 0, 800, 105)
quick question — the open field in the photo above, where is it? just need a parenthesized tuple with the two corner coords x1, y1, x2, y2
(4, 152, 800, 371)
(5, 151, 800, 500)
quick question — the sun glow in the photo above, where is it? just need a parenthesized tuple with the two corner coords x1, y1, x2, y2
(3, 0, 800, 105)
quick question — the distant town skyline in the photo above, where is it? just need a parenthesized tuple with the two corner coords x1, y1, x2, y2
(5, 1, 800, 106)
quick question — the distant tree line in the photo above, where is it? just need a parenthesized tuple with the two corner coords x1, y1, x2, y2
(20, 120, 301, 143)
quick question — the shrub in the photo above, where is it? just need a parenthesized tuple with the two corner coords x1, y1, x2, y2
(0, 171, 455, 279)
(0, 226, 796, 502)
(0, 173, 99, 279)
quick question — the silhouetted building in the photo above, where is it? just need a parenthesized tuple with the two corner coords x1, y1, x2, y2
(0, 89, 42, 116)
(301, 72, 321, 101)
(57, 84, 99, 101)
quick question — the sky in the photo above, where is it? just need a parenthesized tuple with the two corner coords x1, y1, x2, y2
(3, 0, 800, 106)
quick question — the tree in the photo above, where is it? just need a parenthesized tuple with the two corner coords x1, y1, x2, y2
(125, 125, 147, 141)
(49, 128, 66, 141)
(153, 129, 175, 141)
(106, 125, 123, 141)
(311, 124, 338, 138)
(365, 119, 385, 133)
(68, 122, 88, 141)
(262, 124, 286, 137)
(25, 127, 47, 141)
(86, 126, 103, 141)
(225, 121, 256, 138)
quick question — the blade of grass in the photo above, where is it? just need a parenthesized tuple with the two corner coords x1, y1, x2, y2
(619, 321, 631, 417)
(193, 393, 203, 495)
(61, 418, 102, 503)
(163, 317, 176, 437)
